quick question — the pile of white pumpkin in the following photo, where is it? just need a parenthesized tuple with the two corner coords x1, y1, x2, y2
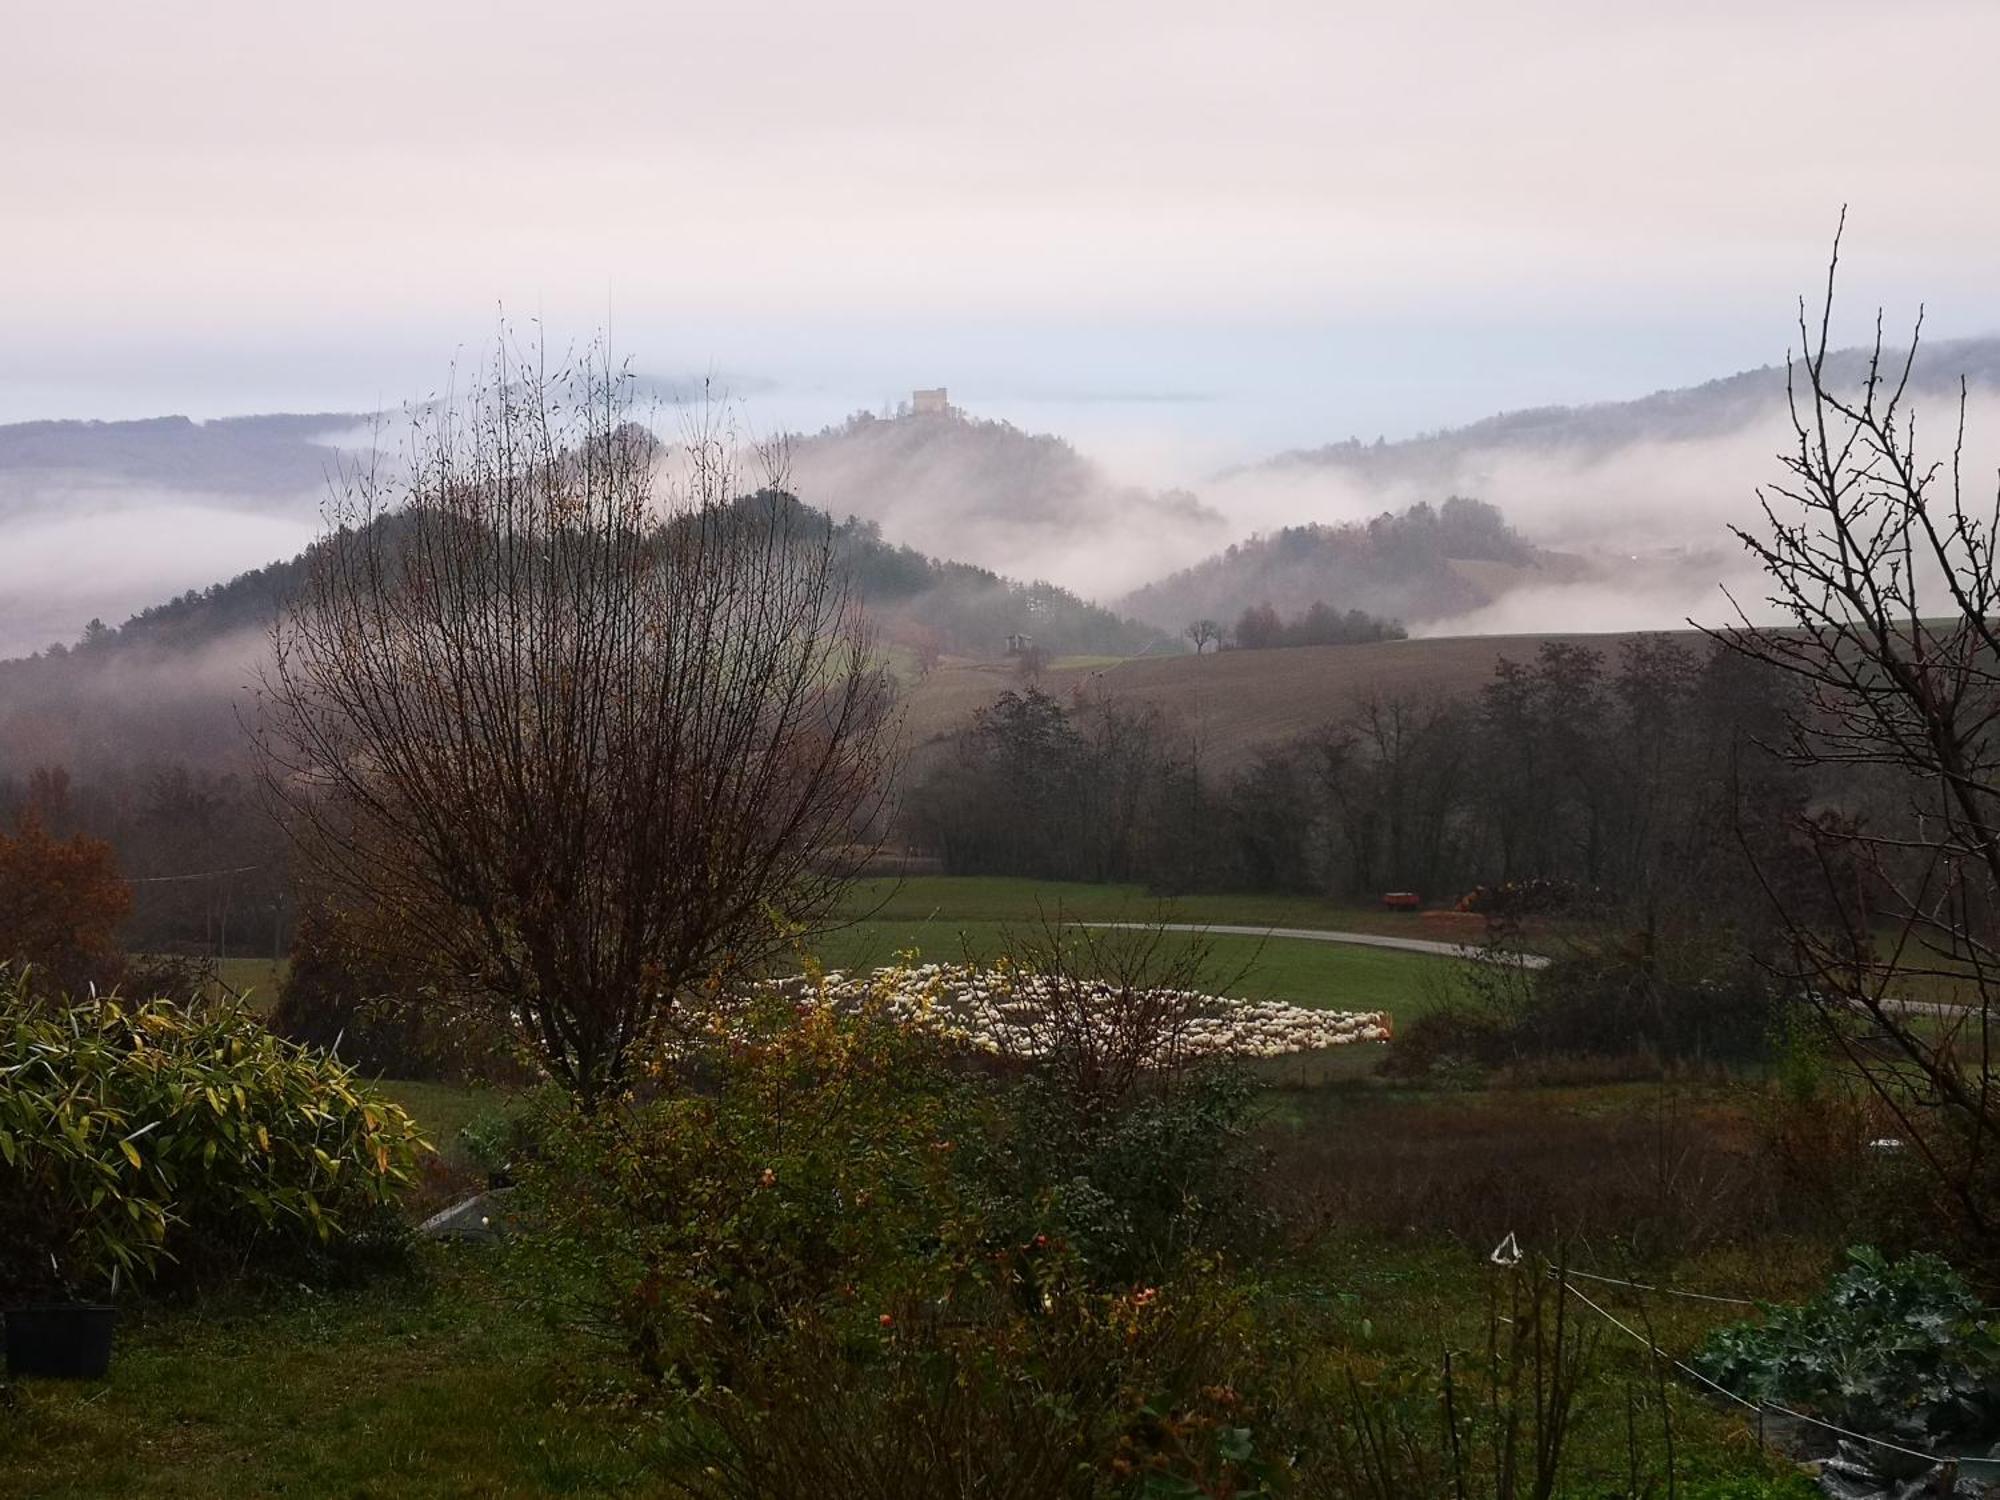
(760, 962, 1391, 1060)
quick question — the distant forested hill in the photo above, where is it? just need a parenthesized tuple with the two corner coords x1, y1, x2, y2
(0, 493, 1159, 782)
(1118, 496, 1563, 633)
(1247, 335, 2000, 484)
(828, 510, 1159, 660)
(783, 407, 1228, 597)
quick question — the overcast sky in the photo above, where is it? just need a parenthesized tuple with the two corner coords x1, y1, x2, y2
(6, 0, 1999, 458)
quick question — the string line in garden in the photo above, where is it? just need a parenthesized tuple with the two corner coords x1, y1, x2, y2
(125, 864, 264, 884)
(1562, 1268, 1760, 1307)
(1561, 1260, 1997, 1319)
(1557, 1274, 1950, 1468)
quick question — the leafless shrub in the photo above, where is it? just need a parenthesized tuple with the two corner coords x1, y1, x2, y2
(255, 338, 894, 1098)
(983, 916, 1249, 1123)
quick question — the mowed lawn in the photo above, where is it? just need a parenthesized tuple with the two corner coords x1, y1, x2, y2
(0, 1250, 675, 1500)
(808, 875, 1475, 1026)
(835, 874, 1471, 938)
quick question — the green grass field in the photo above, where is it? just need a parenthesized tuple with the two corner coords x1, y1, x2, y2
(182, 877, 1478, 1026)
(375, 1079, 513, 1155)
(810, 875, 1475, 1025)
(836, 874, 1464, 938)
(214, 956, 287, 1010)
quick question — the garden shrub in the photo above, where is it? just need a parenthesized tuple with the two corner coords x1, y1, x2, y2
(509, 971, 1270, 1498)
(661, 1276, 1266, 1500)
(1694, 1245, 2000, 1448)
(504, 964, 1832, 1495)
(1001, 1066, 1265, 1286)
(268, 904, 527, 1083)
(0, 973, 428, 1296)
(456, 1091, 550, 1185)
(514, 989, 1008, 1385)
(1392, 933, 1788, 1078)
(514, 974, 1265, 1377)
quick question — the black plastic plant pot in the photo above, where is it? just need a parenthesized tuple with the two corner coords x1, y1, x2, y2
(4, 1303, 116, 1379)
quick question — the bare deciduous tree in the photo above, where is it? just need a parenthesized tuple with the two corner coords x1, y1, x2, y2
(984, 917, 1249, 1124)
(256, 342, 894, 1098)
(1184, 619, 1221, 656)
(1716, 219, 2000, 1243)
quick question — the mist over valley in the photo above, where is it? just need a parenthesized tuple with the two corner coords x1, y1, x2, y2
(9, 332, 2000, 668)
(14, 6, 2000, 1488)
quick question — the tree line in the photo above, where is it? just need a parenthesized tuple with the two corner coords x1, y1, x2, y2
(1213, 599, 1407, 651)
(905, 633, 1816, 926)
(0, 762, 288, 962)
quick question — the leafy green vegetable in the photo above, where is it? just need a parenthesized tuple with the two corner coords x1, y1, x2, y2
(1694, 1245, 2000, 1446)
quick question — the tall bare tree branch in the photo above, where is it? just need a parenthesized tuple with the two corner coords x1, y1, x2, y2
(254, 337, 894, 1098)
(1712, 218, 2000, 1239)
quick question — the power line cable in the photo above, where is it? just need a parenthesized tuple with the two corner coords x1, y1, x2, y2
(125, 864, 263, 885)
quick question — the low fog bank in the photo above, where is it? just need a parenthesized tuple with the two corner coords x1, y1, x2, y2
(0, 411, 378, 659)
(1207, 381, 2000, 636)
(1417, 569, 1739, 638)
(0, 623, 278, 776)
(0, 490, 318, 659)
(778, 409, 1232, 601)
(8, 358, 2000, 659)
(760, 362, 2000, 637)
